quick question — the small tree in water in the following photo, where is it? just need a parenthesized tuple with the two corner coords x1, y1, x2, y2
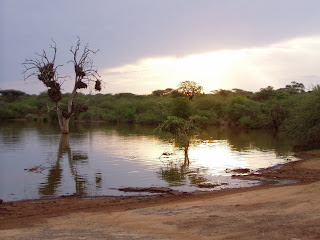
(23, 38, 103, 134)
(156, 115, 207, 165)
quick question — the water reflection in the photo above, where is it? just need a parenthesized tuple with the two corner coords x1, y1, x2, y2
(158, 151, 190, 186)
(38, 134, 101, 196)
(68, 122, 156, 137)
(157, 153, 209, 187)
(0, 121, 25, 147)
(199, 126, 293, 156)
(0, 121, 298, 201)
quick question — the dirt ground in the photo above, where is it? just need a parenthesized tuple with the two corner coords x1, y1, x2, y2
(1, 151, 320, 240)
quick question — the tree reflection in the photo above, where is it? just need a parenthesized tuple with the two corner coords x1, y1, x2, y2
(198, 126, 294, 156)
(39, 134, 100, 196)
(157, 143, 210, 187)
(158, 163, 186, 185)
(158, 150, 190, 186)
(156, 116, 210, 186)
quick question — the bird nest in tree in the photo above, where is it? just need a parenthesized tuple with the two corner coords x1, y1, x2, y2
(36, 63, 62, 103)
(75, 80, 88, 89)
(48, 87, 62, 102)
(75, 65, 86, 77)
(47, 81, 60, 89)
(95, 80, 101, 91)
(38, 63, 55, 85)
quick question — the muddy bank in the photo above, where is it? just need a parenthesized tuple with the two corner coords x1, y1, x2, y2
(234, 151, 320, 184)
(0, 151, 320, 239)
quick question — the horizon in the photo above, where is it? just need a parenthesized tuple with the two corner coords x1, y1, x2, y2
(0, 81, 310, 96)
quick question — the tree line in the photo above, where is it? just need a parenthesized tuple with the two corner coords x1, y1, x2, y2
(1, 81, 320, 150)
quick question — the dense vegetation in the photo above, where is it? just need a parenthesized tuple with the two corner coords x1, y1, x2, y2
(1, 82, 319, 150)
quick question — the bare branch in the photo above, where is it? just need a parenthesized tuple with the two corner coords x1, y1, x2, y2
(50, 39, 57, 64)
(69, 37, 103, 92)
(22, 39, 63, 103)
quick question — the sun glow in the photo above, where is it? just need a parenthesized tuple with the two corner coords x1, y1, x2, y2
(176, 50, 247, 84)
(103, 50, 247, 93)
(188, 141, 248, 175)
(101, 36, 320, 94)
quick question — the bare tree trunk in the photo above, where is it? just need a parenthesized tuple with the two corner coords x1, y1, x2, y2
(54, 77, 77, 134)
(184, 140, 190, 166)
(61, 118, 70, 134)
(55, 84, 76, 134)
(57, 105, 71, 134)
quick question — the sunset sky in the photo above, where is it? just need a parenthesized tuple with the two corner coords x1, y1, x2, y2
(1, 0, 320, 94)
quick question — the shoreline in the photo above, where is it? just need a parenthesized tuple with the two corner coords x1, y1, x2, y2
(1, 152, 319, 211)
(1, 151, 320, 239)
(0, 152, 307, 204)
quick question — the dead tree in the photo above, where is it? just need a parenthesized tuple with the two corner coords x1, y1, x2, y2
(23, 38, 103, 134)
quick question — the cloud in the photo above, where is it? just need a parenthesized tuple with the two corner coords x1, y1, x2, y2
(101, 36, 320, 94)
(3, 1, 320, 94)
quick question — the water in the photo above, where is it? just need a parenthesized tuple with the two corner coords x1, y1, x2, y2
(0, 121, 298, 201)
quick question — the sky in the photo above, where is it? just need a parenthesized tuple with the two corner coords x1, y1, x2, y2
(1, 0, 320, 95)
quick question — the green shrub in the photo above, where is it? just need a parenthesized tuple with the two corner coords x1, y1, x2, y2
(136, 111, 160, 124)
(101, 112, 117, 123)
(193, 109, 219, 125)
(118, 104, 136, 123)
(171, 97, 192, 119)
(239, 116, 256, 128)
(284, 90, 320, 150)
